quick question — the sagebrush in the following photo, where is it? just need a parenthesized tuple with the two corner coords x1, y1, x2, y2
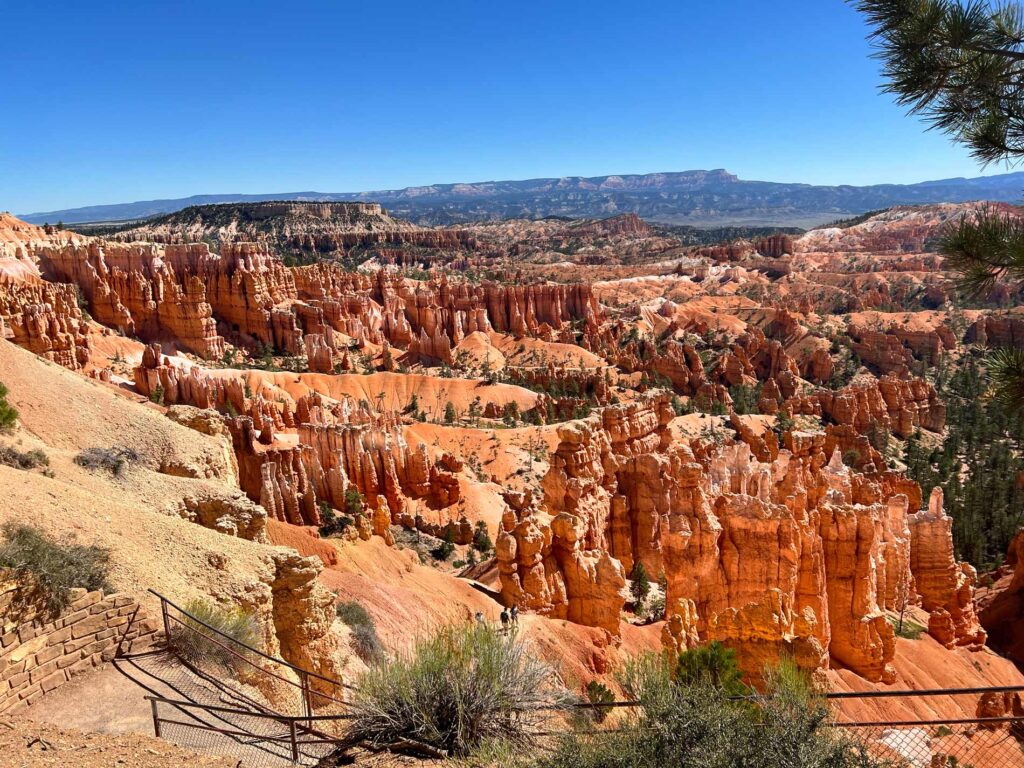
(0, 382, 17, 434)
(168, 598, 258, 671)
(0, 446, 49, 471)
(0, 523, 111, 614)
(74, 446, 140, 476)
(336, 600, 385, 663)
(541, 652, 883, 768)
(348, 623, 572, 757)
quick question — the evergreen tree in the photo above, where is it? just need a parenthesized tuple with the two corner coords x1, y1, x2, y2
(853, 0, 1024, 409)
(631, 562, 651, 607)
(902, 354, 1024, 568)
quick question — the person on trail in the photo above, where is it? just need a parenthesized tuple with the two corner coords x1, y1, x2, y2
(500, 608, 510, 632)
(510, 605, 519, 625)
(474, 611, 485, 627)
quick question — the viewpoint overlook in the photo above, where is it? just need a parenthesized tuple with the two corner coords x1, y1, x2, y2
(6, 1, 1024, 767)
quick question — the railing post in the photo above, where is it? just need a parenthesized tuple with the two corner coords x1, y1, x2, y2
(160, 597, 170, 646)
(289, 719, 299, 763)
(115, 604, 140, 658)
(150, 698, 162, 738)
(301, 670, 312, 724)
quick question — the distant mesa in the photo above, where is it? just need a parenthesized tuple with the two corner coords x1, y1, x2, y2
(19, 168, 1024, 228)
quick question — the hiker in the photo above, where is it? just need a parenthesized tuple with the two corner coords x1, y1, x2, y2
(474, 610, 485, 627)
(510, 605, 519, 625)
(500, 608, 510, 632)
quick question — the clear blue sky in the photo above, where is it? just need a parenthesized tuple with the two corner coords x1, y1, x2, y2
(0, 0, 1004, 214)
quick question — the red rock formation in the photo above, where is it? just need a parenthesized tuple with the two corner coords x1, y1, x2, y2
(753, 234, 793, 258)
(909, 488, 986, 649)
(785, 374, 944, 439)
(968, 312, 1024, 349)
(0, 280, 91, 369)
(977, 530, 1024, 664)
(497, 395, 982, 684)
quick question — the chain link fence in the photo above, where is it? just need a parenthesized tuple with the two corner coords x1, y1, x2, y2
(837, 719, 1024, 768)
(124, 595, 1024, 767)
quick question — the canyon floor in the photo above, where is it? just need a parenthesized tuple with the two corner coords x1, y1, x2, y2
(3, 201, 1024, 762)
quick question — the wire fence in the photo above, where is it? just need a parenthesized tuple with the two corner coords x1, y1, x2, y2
(152, 589, 352, 719)
(135, 594, 1024, 767)
(837, 718, 1024, 768)
(828, 686, 1024, 768)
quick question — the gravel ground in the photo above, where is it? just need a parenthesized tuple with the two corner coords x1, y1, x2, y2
(0, 718, 242, 768)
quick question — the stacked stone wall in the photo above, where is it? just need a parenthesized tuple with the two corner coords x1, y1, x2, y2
(0, 574, 158, 714)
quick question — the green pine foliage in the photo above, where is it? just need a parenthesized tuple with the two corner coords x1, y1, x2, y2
(853, 0, 1024, 165)
(673, 641, 749, 698)
(853, 1, 1024, 411)
(630, 562, 650, 608)
(903, 354, 1024, 569)
(0, 382, 18, 434)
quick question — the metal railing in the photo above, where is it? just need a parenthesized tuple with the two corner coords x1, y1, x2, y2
(146, 695, 353, 765)
(134, 599, 1024, 767)
(151, 589, 352, 720)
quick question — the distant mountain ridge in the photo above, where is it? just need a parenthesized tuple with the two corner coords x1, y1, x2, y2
(18, 169, 1024, 228)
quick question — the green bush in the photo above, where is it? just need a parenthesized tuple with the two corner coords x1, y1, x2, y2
(0, 523, 111, 615)
(584, 679, 615, 724)
(541, 653, 883, 768)
(318, 503, 354, 538)
(431, 529, 456, 561)
(348, 623, 571, 757)
(0, 382, 17, 433)
(74, 446, 139, 477)
(168, 598, 258, 671)
(344, 487, 364, 516)
(674, 641, 748, 697)
(472, 520, 493, 554)
(642, 593, 666, 623)
(337, 600, 385, 664)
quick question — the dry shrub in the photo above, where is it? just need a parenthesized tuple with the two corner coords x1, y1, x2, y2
(336, 600, 385, 664)
(74, 446, 139, 477)
(348, 623, 572, 757)
(0, 523, 111, 614)
(168, 598, 258, 672)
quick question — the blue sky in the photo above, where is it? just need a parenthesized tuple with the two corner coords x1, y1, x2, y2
(0, 0, 1006, 214)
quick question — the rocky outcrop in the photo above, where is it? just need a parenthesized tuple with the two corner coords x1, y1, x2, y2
(977, 530, 1024, 665)
(268, 551, 342, 705)
(909, 489, 986, 648)
(785, 374, 944, 438)
(109, 201, 478, 261)
(967, 312, 1024, 349)
(753, 235, 794, 258)
(0, 280, 91, 369)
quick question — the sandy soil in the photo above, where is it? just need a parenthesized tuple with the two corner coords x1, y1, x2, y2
(0, 717, 239, 768)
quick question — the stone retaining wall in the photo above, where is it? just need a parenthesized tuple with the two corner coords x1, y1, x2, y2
(0, 578, 159, 715)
